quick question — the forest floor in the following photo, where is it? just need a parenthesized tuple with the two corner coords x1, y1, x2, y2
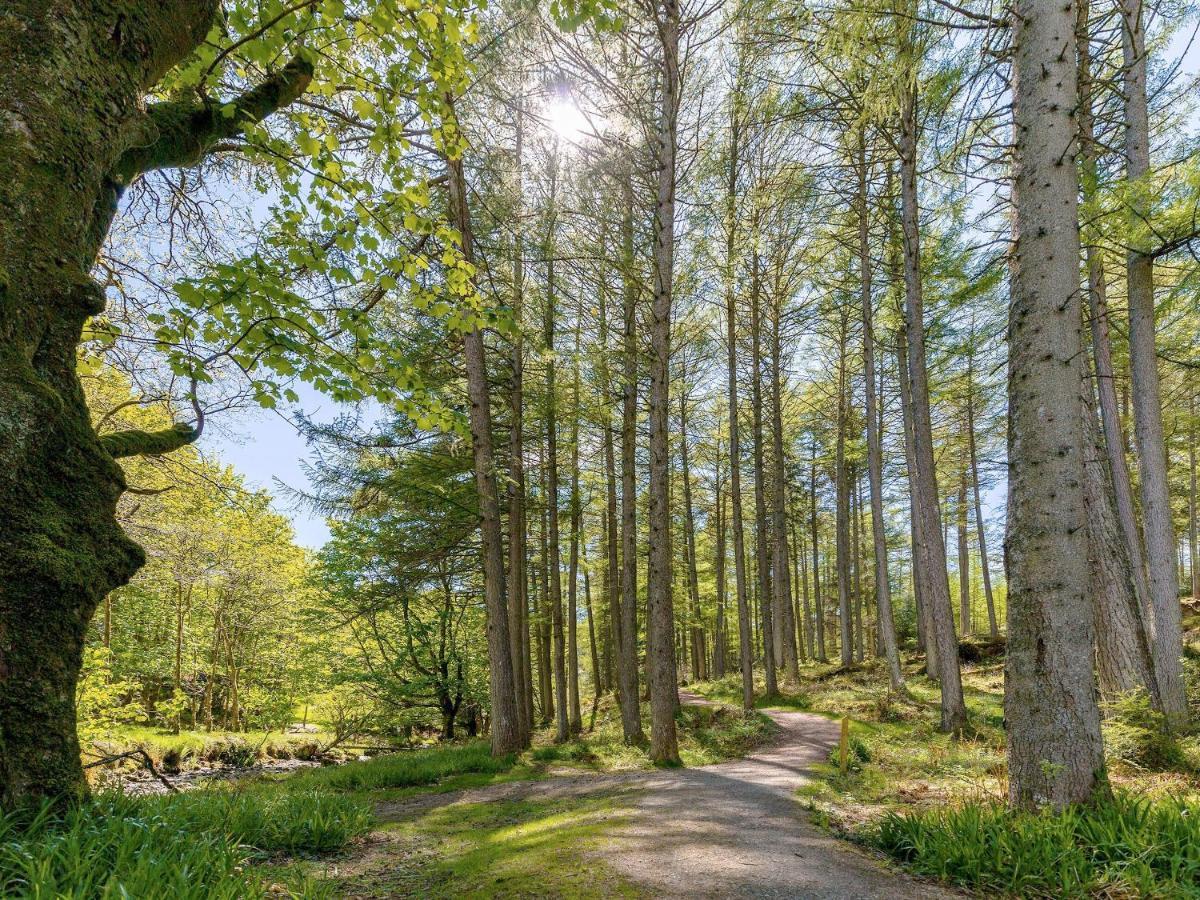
(292, 691, 958, 898)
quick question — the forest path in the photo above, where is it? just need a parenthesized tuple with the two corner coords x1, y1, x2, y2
(373, 692, 958, 898)
(598, 690, 958, 898)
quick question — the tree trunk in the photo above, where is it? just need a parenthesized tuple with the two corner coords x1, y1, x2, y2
(965, 355, 999, 639)
(583, 546, 602, 715)
(646, 0, 682, 764)
(899, 89, 964, 730)
(0, 0, 311, 805)
(1084, 382, 1161, 701)
(1075, 2, 1161, 705)
(538, 472, 554, 724)
(448, 148, 522, 756)
(858, 139, 904, 687)
(714, 459, 728, 678)
(1006, 0, 1108, 806)
(1120, 0, 1188, 724)
(750, 252, 778, 695)
(834, 308, 855, 670)
(599, 236, 625, 705)
(507, 103, 531, 745)
(566, 316, 584, 736)
(795, 517, 813, 661)
(618, 158, 645, 743)
(1191, 392, 1199, 600)
(769, 276, 800, 683)
(852, 472, 866, 663)
(900, 332, 930, 663)
(810, 446, 827, 662)
(680, 396, 707, 682)
(724, 74, 756, 711)
(957, 472, 971, 636)
(543, 157, 569, 743)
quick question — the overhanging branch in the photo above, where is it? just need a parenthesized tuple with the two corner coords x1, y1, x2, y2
(114, 55, 314, 184)
(100, 423, 199, 459)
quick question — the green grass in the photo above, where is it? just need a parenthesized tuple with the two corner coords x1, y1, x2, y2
(876, 793, 1200, 898)
(324, 792, 642, 898)
(0, 789, 371, 899)
(528, 697, 775, 770)
(286, 740, 520, 793)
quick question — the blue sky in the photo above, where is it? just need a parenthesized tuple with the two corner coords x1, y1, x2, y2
(209, 382, 334, 549)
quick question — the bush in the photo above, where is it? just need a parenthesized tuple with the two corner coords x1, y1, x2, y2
(876, 793, 1200, 898)
(202, 737, 262, 768)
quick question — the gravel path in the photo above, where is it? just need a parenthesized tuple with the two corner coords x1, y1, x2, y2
(376, 692, 958, 899)
(599, 691, 958, 898)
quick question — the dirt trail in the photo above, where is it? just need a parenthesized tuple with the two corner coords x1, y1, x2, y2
(376, 692, 958, 898)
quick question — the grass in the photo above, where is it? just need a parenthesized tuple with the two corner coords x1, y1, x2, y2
(527, 695, 775, 770)
(0, 789, 372, 899)
(877, 793, 1200, 898)
(321, 792, 642, 898)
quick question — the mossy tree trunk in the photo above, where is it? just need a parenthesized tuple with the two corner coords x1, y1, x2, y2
(0, 2, 310, 806)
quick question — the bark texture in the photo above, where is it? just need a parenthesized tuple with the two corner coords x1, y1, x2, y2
(899, 88, 963, 728)
(1120, 0, 1187, 723)
(646, 0, 681, 764)
(0, 1, 315, 804)
(1005, 0, 1107, 807)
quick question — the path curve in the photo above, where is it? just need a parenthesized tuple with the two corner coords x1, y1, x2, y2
(376, 693, 958, 899)
(600, 691, 958, 898)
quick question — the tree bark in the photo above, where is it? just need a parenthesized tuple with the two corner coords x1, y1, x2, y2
(714, 455, 728, 678)
(567, 314, 584, 736)
(858, 138, 904, 688)
(769, 275, 800, 683)
(646, 0, 682, 764)
(898, 87, 965, 730)
(964, 351, 999, 639)
(834, 307, 855, 670)
(507, 103, 531, 746)
(543, 153, 568, 744)
(810, 445, 827, 663)
(1006, 0, 1108, 806)
(0, 0, 319, 805)
(448, 148, 522, 756)
(957, 472, 971, 636)
(724, 68, 756, 711)
(618, 158, 645, 744)
(896, 328, 932, 668)
(1076, 0, 1161, 705)
(750, 252, 778, 695)
(1120, 0, 1188, 724)
(680, 396, 707, 682)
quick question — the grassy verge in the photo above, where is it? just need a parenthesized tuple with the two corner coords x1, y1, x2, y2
(317, 792, 642, 898)
(0, 789, 371, 899)
(877, 793, 1200, 898)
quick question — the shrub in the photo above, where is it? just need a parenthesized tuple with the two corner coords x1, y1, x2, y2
(202, 737, 262, 768)
(876, 793, 1200, 898)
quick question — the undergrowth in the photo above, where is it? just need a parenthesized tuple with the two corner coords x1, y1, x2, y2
(876, 793, 1200, 898)
(0, 789, 370, 899)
